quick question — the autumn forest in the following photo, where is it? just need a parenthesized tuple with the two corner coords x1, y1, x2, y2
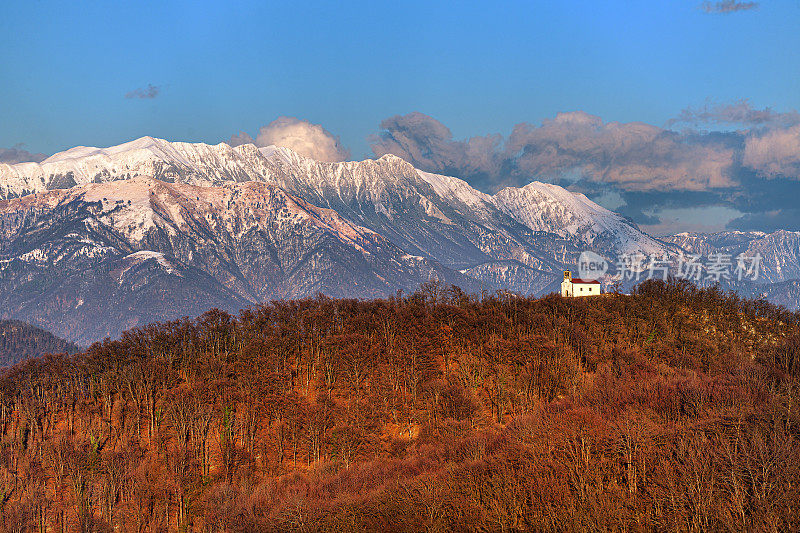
(1, 279, 799, 531)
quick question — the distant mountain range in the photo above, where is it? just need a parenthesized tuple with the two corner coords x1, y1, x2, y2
(0, 320, 80, 367)
(663, 230, 800, 284)
(2, 137, 798, 343)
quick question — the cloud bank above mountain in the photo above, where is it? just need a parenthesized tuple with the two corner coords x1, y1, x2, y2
(743, 125, 800, 178)
(229, 117, 350, 162)
(368, 106, 800, 232)
(9, 104, 796, 233)
(370, 110, 739, 193)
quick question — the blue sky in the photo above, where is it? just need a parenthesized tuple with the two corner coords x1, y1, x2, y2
(1, 0, 799, 234)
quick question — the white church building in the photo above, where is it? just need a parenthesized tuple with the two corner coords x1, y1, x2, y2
(561, 270, 601, 297)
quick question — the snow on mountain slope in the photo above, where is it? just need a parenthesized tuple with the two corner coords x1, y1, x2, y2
(0, 137, 278, 198)
(415, 169, 494, 212)
(251, 150, 538, 269)
(0, 137, 676, 275)
(743, 278, 800, 310)
(459, 260, 561, 296)
(0, 176, 475, 343)
(741, 230, 800, 283)
(663, 230, 800, 284)
(493, 181, 672, 255)
(663, 231, 766, 257)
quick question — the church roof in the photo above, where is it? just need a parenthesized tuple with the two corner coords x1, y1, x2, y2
(569, 278, 601, 284)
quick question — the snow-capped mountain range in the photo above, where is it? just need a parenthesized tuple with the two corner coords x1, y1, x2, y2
(1, 136, 798, 343)
(663, 230, 800, 284)
(0, 136, 671, 261)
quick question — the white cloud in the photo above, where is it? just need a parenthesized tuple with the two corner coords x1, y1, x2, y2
(229, 117, 350, 162)
(744, 125, 800, 177)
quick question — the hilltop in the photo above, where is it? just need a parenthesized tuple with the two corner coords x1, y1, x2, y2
(0, 279, 798, 531)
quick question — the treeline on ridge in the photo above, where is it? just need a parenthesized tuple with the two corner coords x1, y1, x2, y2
(0, 279, 799, 531)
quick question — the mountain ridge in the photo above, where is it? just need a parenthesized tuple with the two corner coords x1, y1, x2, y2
(2, 136, 800, 343)
(0, 176, 476, 343)
(1, 137, 675, 269)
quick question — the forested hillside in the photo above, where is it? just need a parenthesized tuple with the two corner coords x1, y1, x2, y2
(0, 320, 80, 367)
(0, 280, 799, 531)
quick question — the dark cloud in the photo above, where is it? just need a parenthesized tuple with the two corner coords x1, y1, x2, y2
(725, 172, 800, 231)
(726, 172, 800, 213)
(615, 190, 726, 226)
(369, 112, 504, 189)
(125, 84, 160, 99)
(623, 172, 800, 231)
(727, 210, 800, 232)
(700, 1, 759, 14)
(507, 113, 738, 192)
(0, 144, 47, 164)
(606, 166, 800, 231)
(229, 117, 350, 162)
(228, 131, 255, 147)
(668, 100, 800, 128)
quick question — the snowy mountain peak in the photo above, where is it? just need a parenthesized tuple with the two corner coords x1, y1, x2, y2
(491, 180, 671, 255)
(416, 169, 493, 208)
(377, 153, 407, 163)
(42, 135, 167, 164)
